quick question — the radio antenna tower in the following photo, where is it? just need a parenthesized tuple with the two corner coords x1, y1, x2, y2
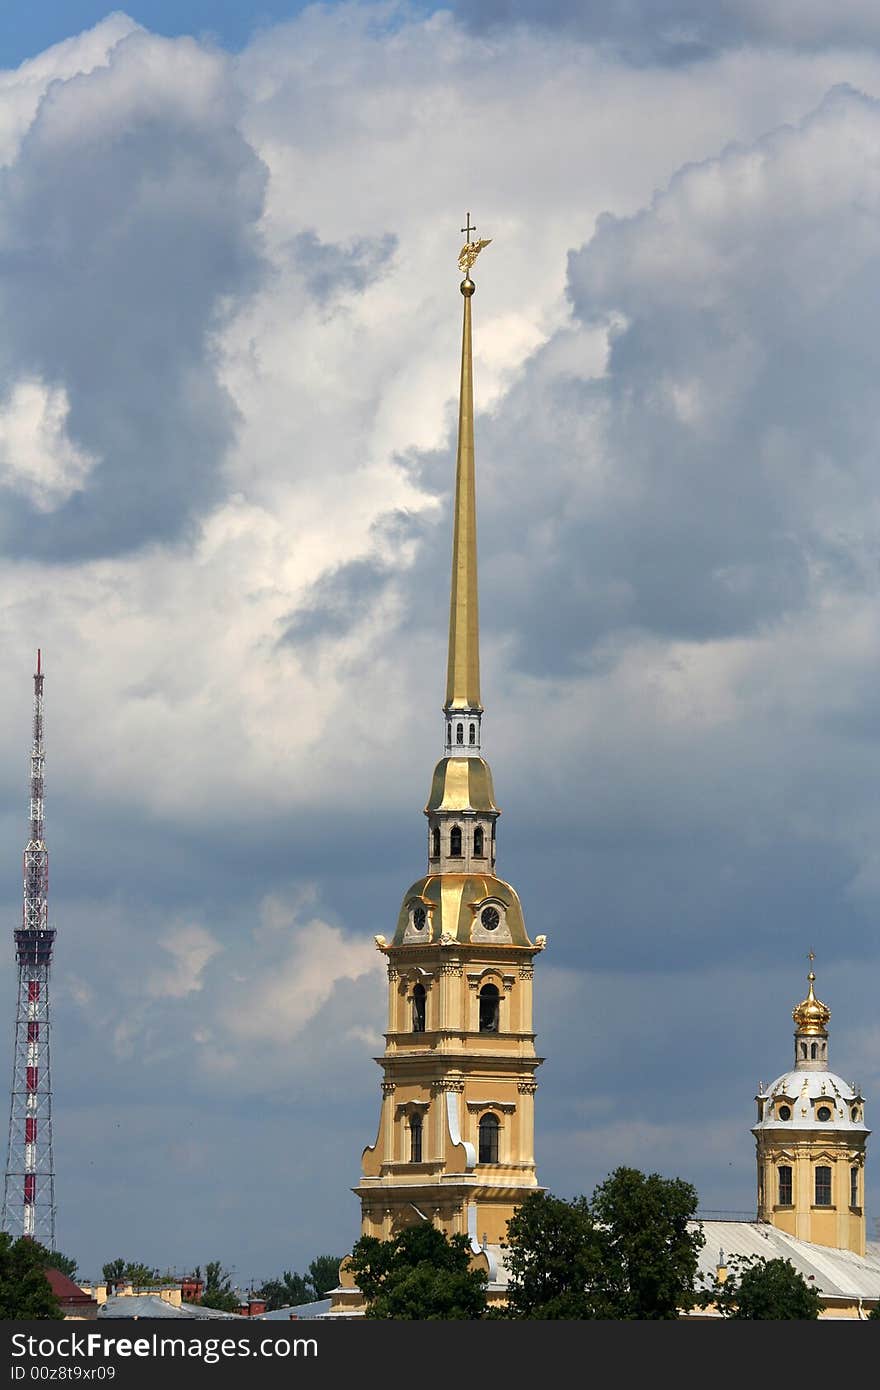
(1, 651, 56, 1245)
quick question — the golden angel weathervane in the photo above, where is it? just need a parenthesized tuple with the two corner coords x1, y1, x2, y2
(458, 211, 491, 274)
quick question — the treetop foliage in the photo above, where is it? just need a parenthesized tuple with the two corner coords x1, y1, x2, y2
(700, 1254, 822, 1319)
(0, 1234, 63, 1319)
(101, 1258, 158, 1288)
(199, 1260, 240, 1312)
(503, 1167, 704, 1319)
(255, 1254, 342, 1310)
(44, 1249, 77, 1280)
(348, 1224, 488, 1320)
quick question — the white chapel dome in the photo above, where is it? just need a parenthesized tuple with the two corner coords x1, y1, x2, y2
(754, 1070, 868, 1134)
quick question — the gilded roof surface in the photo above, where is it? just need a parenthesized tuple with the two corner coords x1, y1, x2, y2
(445, 279, 481, 712)
(793, 971, 831, 1035)
(425, 757, 499, 813)
(393, 872, 531, 946)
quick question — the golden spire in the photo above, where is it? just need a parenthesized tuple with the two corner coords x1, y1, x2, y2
(792, 952, 831, 1036)
(445, 215, 490, 713)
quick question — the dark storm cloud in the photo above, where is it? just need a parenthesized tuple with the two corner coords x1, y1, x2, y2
(0, 29, 268, 559)
(453, 1, 880, 64)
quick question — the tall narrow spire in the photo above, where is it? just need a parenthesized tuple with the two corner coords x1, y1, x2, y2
(445, 275, 480, 711)
(333, 224, 544, 1319)
(445, 218, 490, 716)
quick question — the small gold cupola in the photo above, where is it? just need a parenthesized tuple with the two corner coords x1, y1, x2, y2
(792, 953, 831, 1067)
(793, 967, 830, 1035)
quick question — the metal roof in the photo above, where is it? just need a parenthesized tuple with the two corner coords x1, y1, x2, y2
(257, 1298, 332, 1320)
(695, 1221, 880, 1302)
(99, 1295, 239, 1319)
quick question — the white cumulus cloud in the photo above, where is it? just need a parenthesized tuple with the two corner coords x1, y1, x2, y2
(0, 378, 97, 510)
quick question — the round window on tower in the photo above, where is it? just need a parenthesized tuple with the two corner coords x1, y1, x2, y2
(481, 906, 500, 932)
(412, 906, 427, 932)
(816, 1105, 832, 1123)
(778, 1105, 791, 1121)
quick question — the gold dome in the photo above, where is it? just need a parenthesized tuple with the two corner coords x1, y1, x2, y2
(425, 757, 499, 814)
(392, 872, 532, 947)
(792, 970, 831, 1036)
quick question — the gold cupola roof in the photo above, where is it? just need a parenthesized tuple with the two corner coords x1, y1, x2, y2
(444, 229, 489, 714)
(392, 872, 532, 947)
(792, 962, 831, 1036)
(425, 756, 499, 814)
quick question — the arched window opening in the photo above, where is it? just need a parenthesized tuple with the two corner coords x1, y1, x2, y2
(851, 1166, 859, 1209)
(447, 723, 451, 746)
(801, 1042, 808, 1058)
(815, 1166, 832, 1207)
(456, 723, 464, 744)
(778, 1165, 792, 1206)
(469, 723, 475, 745)
(412, 983, 426, 1033)
(478, 1114, 499, 1164)
(810, 1042, 818, 1060)
(450, 826, 462, 857)
(431, 827, 440, 858)
(479, 983, 500, 1033)
(410, 1114, 423, 1164)
(474, 826, 484, 857)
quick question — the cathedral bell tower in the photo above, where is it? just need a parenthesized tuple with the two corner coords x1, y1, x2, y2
(753, 959, 869, 1256)
(343, 225, 545, 1283)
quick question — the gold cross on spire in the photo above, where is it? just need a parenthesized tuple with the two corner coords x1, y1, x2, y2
(458, 212, 492, 276)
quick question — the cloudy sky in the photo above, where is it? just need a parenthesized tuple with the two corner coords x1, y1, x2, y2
(1, 0, 880, 1286)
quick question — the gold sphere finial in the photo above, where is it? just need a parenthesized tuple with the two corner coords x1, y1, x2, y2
(460, 277, 475, 297)
(792, 953, 831, 1036)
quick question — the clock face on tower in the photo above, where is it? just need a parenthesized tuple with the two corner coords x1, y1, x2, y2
(412, 906, 427, 932)
(481, 906, 500, 931)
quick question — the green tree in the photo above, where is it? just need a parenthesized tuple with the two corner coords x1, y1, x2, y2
(503, 1192, 608, 1318)
(503, 1167, 704, 1319)
(590, 1166, 704, 1319)
(307, 1255, 342, 1299)
(45, 1250, 78, 1280)
(102, 1258, 125, 1284)
(0, 1234, 63, 1319)
(348, 1224, 488, 1319)
(867, 1300, 880, 1320)
(257, 1270, 312, 1311)
(703, 1254, 821, 1319)
(101, 1258, 158, 1288)
(200, 1260, 240, 1313)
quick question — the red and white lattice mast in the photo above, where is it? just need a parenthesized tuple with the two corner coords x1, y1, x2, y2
(1, 651, 56, 1244)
